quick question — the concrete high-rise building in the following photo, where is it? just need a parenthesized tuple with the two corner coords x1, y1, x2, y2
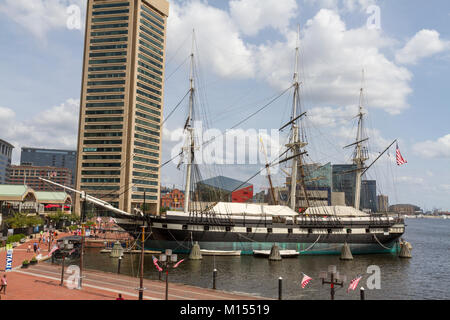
(21, 147, 76, 186)
(0, 139, 14, 184)
(75, 0, 169, 215)
(377, 194, 389, 212)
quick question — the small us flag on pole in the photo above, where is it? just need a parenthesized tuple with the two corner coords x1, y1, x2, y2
(301, 273, 312, 288)
(152, 255, 163, 272)
(347, 276, 362, 293)
(396, 143, 407, 165)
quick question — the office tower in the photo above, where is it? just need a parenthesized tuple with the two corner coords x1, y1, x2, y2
(360, 180, 377, 213)
(21, 147, 76, 186)
(0, 139, 14, 184)
(75, 0, 169, 215)
(332, 164, 357, 207)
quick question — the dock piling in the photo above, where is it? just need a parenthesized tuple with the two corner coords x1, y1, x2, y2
(189, 241, 202, 260)
(340, 242, 353, 260)
(360, 287, 365, 300)
(110, 241, 123, 258)
(269, 244, 282, 261)
(399, 240, 412, 258)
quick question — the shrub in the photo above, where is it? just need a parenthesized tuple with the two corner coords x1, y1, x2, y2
(22, 259, 29, 265)
(31, 256, 37, 262)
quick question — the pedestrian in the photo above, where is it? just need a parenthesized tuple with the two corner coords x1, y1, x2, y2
(33, 242, 37, 253)
(27, 244, 31, 253)
(0, 275, 7, 294)
(116, 293, 124, 300)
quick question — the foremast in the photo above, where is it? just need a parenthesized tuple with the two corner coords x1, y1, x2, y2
(287, 26, 309, 211)
(352, 72, 369, 211)
(183, 31, 196, 214)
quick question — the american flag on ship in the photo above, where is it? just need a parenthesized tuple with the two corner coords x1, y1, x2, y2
(347, 276, 363, 292)
(152, 255, 163, 272)
(396, 143, 407, 166)
(301, 273, 313, 288)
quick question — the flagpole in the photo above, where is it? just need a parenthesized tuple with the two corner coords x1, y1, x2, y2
(138, 225, 145, 300)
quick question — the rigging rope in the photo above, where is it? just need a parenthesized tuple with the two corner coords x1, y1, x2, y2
(299, 235, 321, 253)
(373, 233, 395, 250)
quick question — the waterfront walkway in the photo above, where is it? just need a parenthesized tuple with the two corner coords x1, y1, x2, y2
(2, 263, 269, 300)
(0, 233, 269, 300)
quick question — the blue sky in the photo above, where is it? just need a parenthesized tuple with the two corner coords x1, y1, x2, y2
(0, 0, 449, 211)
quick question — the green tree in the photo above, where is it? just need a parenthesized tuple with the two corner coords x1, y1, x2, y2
(6, 213, 43, 228)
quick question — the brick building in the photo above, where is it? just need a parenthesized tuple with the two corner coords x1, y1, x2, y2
(160, 188, 184, 210)
(7, 165, 72, 192)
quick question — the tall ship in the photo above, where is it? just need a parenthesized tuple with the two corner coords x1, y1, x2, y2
(44, 30, 405, 255)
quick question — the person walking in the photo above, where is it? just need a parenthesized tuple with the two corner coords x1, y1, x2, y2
(33, 242, 37, 253)
(27, 244, 31, 253)
(0, 274, 7, 294)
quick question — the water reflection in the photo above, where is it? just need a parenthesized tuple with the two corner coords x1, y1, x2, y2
(57, 218, 449, 300)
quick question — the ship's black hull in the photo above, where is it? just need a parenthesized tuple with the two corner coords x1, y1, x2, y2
(117, 214, 404, 255)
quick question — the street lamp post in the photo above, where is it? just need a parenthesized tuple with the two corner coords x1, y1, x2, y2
(319, 265, 346, 300)
(159, 249, 178, 300)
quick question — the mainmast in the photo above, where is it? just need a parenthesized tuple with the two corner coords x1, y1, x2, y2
(183, 30, 195, 213)
(288, 25, 309, 211)
(352, 70, 369, 210)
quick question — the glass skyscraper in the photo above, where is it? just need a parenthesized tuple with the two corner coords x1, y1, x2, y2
(21, 147, 76, 186)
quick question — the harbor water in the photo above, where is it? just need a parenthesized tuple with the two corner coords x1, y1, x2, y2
(74, 218, 449, 300)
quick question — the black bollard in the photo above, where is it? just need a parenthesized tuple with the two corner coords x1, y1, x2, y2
(159, 270, 162, 281)
(117, 256, 122, 274)
(360, 287, 365, 300)
(278, 277, 283, 300)
(213, 269, 217, 290)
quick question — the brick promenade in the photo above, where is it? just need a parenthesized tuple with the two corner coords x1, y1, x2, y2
(0, 233, 270, 301)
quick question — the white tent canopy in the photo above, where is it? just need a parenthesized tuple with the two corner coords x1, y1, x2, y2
(210, 202, 369, 217)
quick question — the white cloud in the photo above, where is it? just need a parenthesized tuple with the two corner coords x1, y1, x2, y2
(305, 0, 376, 12)
(0, 0, 85, 40)
(307, 105, 357, 127)
(0, 99, 80, 163)
(397, 176, 425, 185)
(229, 0, 298, 36)
(413, 134, 450, 159)
(167, 0, 255, 79)
(395, 29, 450, 65)
(250, 9, 412, 114)
(342, 0, 376, 12)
